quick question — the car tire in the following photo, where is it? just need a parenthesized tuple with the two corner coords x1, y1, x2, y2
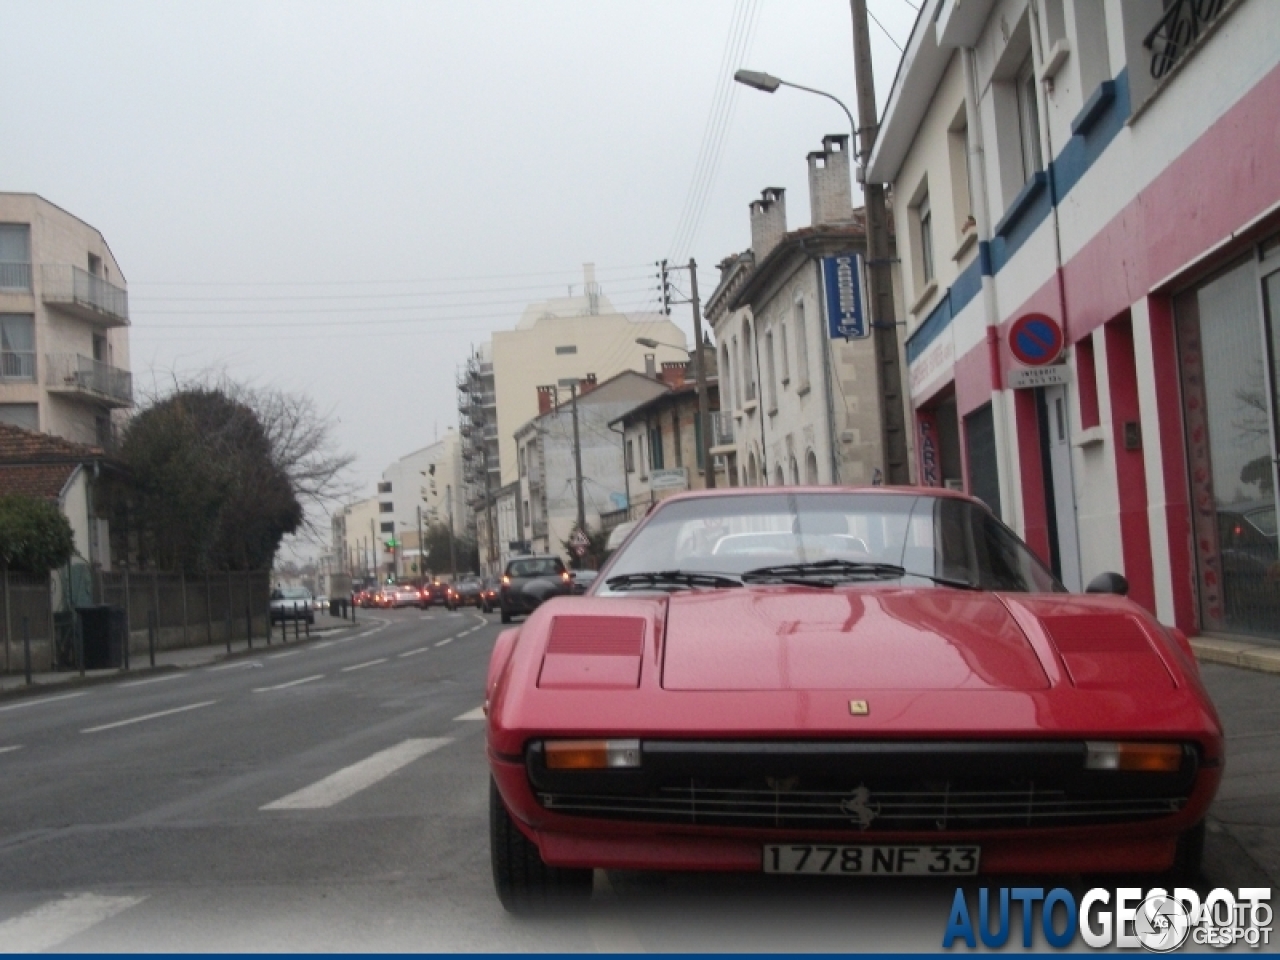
(490, 778, 591, 913)
(1164, 820, 1206, 886)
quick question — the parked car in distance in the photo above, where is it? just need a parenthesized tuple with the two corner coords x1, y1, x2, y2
(569, 569, 598, 595)
(389, 584, 419, 608)
(499, 555, 572, 623)
(448, 576, 484, 610)
(479, 577, 500, 613)
(418, 580, 450, 608)
(270, 586, 315, 625)
(313, 594, 329, 611)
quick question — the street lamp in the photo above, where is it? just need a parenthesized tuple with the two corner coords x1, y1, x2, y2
(557, 379, 587, 537)
(635, 336, 684, 351)
(733, 70, 858, 155)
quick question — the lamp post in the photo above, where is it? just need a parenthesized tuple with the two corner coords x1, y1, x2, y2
(734, 64, 910, 485)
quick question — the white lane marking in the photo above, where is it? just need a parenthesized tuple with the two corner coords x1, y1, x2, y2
(208, 660, 263, 672)
(120, 673, 189, 689)
(267, 650, 300, 659)
(0, 893, 147, 952)
(453, 706, 485, 721)
(397, 647, 429, 658)
(434, 637, 453, 647)
(419, 614, 435, 620)
(340, 658, 387, 672)
(260, 737, 452, 810)
(312, 640, 335, 649)
(81, 700, 218, 734)
(0, 745, 23, 754)
(0, 691, 87, 713)
(254, 674, 324, 693)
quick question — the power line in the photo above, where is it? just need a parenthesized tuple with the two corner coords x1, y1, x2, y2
(130, 262, 651, 288)
(131, 275, 653, 303)
(867, 5, 904, 52)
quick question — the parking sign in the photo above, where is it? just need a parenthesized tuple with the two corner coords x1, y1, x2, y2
(823, 253, 870, 340)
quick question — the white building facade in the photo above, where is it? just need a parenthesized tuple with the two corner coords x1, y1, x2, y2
(867, 0, 1280, 638)
(0, 194, 132, 448)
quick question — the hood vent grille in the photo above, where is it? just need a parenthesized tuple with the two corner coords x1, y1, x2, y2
(547, 616, 645, 656)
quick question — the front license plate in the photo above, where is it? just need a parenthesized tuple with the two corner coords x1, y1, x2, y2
(763, 844, 980, 876)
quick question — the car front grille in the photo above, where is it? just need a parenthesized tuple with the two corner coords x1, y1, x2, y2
(528, 740, 1197, 833)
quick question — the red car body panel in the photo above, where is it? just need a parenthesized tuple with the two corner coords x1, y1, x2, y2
(486, 489, 1224, 876)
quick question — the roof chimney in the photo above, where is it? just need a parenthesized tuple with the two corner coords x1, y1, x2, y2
(749, 188, 787, 262)
(536, 385, 556, 416)
(808, 135, 854, 225)
(579, 373, 598, 395)
(659, 362, 687, 389)
(643, 352, 656, 378)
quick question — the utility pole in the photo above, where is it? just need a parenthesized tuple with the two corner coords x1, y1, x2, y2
(687, 259, 716, 489)
(369, 518, 377, 581)
(447, 485, 458, 578)
(657, 259, 716, 489)
(416, 504, 425, 581)
(850, 0, 910, 484)
(560, 380, 587, 535)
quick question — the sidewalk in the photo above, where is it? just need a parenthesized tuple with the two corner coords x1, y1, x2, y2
(1192, 635, 1280, 675)
(0, 611, 362, 699)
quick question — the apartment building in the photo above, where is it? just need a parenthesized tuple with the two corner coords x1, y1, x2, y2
(458, 264, 688, 569)
(0, 194, 132, 448)
(705, 136, 909, 489)
(612, 364, 721, 521)
(866, 0, 1280, 639)
(512, 370, 668, 566)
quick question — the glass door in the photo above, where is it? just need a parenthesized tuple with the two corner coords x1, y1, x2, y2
(1177, 247, 1280, 639)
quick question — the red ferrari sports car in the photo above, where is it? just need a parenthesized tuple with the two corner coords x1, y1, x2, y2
(486, 488, 1223, 912)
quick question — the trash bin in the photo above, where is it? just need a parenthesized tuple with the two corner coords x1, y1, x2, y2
(329, 598, 340, 616)
(76, 605, 127, 669)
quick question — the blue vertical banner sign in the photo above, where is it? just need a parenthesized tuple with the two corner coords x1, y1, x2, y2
(823, 253, 870, 340)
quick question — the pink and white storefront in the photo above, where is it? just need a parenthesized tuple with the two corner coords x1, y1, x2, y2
(870, 0, 1280, 642)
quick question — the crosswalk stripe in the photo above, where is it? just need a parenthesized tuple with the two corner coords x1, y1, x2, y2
(254, 674, 324, 693)
(260, 737, 452, 810)
(340, 658, 387, 672)
(0, 893, 146, 952)
(81, 700, 218, 734)
(453, 707, 485, 721)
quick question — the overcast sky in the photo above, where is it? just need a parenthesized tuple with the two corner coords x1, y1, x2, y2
(3, 0, 917, 552)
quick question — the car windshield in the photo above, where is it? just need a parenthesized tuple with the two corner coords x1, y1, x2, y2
(273, 587, 310, 600)
(600, 492, 1063, 594)
(507, 558, 562, 578)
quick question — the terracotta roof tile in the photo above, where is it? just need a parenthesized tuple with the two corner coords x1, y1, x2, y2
(0, 463, 78, 502)
(0, 423, 106, 464)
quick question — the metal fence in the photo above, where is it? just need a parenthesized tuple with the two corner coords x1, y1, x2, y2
(1, 568, 271, 674)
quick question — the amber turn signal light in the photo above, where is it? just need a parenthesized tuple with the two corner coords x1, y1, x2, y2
(1085, 741, 1183, 772)
(544, 738, 641, 770)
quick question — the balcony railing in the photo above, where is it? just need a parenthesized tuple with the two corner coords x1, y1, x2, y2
(0, 261, 31, 291)
(1144, 0, 1227, 80)
(41, 264, 129, 326)
(45, 353, 133, 407)
(599, 507, 629, 532)
(709, 410, 734, 448)
(0, 350, 35, 381)
(531, 518, 548, 538)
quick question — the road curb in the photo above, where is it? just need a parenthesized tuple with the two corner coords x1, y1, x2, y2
(1192, 637, 1280, 675)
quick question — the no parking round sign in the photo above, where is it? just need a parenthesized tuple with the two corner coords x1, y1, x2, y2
(1009, 313, 1064, 367)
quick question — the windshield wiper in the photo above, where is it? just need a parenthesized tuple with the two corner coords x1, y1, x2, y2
(742, 559, 980, 590)
(742, 560, 906, 586)
(604, 570, 744, 592)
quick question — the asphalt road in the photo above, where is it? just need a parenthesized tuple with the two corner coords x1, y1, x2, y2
(0, 609, 1275, 952)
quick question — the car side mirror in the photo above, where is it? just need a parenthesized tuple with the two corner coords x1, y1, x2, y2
(1085, 571, 1129, 596)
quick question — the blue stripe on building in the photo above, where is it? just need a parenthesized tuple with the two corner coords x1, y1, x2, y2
(904, 68, 1132, 364)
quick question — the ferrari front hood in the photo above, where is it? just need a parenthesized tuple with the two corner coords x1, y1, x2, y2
(661, 588, 1050, 692)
